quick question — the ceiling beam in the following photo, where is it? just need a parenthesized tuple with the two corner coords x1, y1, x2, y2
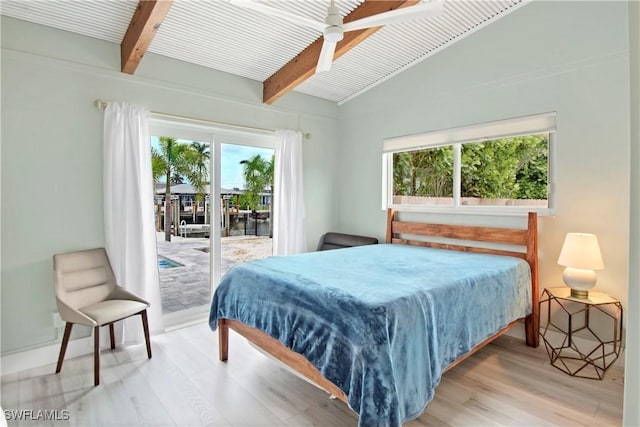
(262, 0, 420, 105)
(121, 0, 173, 74)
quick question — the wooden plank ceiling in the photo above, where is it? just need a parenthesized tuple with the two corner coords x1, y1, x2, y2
(262, 1, 420, 104)
(118, 1, 421, 104)
(0, 0, 528, 104)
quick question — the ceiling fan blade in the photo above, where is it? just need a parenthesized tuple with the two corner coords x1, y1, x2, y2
(342, 0, 444, 32)
(227, 0, 326, 33)
(316, 40, 337, 73)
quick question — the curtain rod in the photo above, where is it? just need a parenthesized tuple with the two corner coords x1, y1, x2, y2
(94, 99, 311, 140)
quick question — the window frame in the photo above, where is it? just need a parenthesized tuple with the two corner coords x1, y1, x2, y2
(382, 113, 556, 216)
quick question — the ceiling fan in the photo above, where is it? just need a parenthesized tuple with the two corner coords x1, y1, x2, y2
(228, 0, 445, 73)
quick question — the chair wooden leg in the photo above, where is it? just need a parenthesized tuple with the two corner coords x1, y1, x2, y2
(109, 323, 116, 350)
(141, 310, 152, 359)
(55, 322, 73, 374)
(94, 326, 100, 386)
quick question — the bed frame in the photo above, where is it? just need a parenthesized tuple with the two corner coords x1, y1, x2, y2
(218, 209, 539, 405)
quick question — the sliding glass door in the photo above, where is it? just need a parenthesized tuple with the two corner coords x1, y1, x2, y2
(150, 119, 274, 326)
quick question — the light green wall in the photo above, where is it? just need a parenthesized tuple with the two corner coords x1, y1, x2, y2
(0, 16, 340, 354)
(337, 1, 630, 312)
(624, 1, 639, 424)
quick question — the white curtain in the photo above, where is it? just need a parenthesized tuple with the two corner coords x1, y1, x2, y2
(273, 129, 306, 256)
(103, 102, 163, 345)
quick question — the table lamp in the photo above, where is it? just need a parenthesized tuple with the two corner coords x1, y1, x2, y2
(557, 232, 604, 299)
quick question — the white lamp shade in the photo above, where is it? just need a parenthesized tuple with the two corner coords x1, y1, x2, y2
(557, 233, 604, 270)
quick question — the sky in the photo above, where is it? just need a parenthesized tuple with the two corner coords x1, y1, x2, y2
(151, 136, 273, 189)
(221, 143, 274, 189)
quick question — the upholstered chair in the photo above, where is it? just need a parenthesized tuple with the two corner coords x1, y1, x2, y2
(53, 248, 152, 385)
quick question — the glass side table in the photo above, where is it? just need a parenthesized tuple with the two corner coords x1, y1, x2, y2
(539, 287, 623, 380)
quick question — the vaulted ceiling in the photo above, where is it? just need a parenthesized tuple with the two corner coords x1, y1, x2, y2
(1, 0, 529, 104)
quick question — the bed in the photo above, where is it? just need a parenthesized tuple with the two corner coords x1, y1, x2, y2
(209, 209, 539, 426)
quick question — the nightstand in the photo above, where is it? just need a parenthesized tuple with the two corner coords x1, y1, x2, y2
(539, 287, 623, 380)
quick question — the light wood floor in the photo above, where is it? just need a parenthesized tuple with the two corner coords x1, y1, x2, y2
(1, 321, 624, 426)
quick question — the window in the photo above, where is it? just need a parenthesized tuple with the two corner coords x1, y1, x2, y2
(383, 113, 555, 214)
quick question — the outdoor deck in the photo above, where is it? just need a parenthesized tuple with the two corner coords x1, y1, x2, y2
(156, 233, 272, 313)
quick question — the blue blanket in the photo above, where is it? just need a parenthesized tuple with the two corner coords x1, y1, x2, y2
(209, 244, 531, 426)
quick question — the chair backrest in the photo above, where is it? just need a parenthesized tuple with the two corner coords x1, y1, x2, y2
(317, 232, 379, 251)
(53, 248, 117, 310)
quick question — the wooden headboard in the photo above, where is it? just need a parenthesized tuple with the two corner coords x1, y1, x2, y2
(385, 209, 539, 347)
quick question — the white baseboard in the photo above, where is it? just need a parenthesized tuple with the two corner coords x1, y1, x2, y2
(1, 336, 94, 376)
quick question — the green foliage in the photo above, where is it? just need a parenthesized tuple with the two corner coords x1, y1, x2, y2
(156, 137, 193, 187)
(513, 135, 549, 199)
(393, 146, 453, 197)
(461, 135, 548, 199)
(186, 141, 210, 207)
(153, 138, 211, 239)
(151, 148, 165, 184)
(461, 140, 520, 198)
(393, 134, 548, 201)
(239, 154, 273, 210)
(237, 193, 251, 211)
(155, 137, 193, 241)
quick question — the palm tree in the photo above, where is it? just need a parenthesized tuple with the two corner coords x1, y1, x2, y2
(151, 148, 166, 232)
(239, 155, 270, 211)
(151, 148, 165, 185)
(186, 142, 210, 222)
(265, 155, 274, 237)
(240, 154, 273, 237)
(154, 137, 191, 242)
(240, 154, 274, 237)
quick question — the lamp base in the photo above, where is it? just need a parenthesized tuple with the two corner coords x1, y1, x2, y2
(570, 288, 589, 299)
(563, 267, 597, 299)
